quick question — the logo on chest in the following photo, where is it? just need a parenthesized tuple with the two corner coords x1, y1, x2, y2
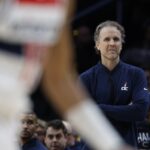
(121, 82, 128, 91)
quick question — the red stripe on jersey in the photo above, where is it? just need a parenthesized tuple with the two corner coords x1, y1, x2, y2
(15, 0, 62, 5)
(23, 44, 48, 62)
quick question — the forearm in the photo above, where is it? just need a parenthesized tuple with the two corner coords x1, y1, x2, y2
(43, 72, 89, 113)
(100, 101, 149, 122)
(42, 18, 86, 112)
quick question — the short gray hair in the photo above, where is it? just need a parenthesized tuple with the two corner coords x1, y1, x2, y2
(94, 20, 125, 43)
(94, 20, 125, 54)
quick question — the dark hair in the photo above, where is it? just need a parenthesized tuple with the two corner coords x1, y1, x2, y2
(47, 119, 67, 135)
(94, 20, 125, 54)
(24, 112, 38, 123)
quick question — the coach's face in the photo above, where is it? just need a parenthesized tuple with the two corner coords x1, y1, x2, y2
(96, 26, 122, 61)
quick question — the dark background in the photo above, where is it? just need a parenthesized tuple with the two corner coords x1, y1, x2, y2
(74, 0, 150, 51)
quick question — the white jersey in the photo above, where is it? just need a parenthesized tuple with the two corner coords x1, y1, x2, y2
(0, 1, 68, 150)
(0, 119, 19, 150)
(0, 0, 67, 44)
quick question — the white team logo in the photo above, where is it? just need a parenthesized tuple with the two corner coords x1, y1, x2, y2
(144, 88, 148, 91)
(121, 82, 128, 91)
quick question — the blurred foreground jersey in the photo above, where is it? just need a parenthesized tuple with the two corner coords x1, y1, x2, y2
(16, 0, 60, 4)
(0, 0, 67, 44)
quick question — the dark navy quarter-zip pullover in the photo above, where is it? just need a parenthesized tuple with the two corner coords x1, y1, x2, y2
(80, 61, 149, 147)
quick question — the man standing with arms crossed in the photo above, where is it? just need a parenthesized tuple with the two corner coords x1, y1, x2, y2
(80, 20, 149, 148)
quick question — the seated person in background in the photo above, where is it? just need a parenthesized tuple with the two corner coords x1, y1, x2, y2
(44, 119, 68, 150)
(35, 119, 47, 145)
(136, 107, 150, 150)
(63, 121, 86, 150)
(136, 71, 150, 150)
(20, 113, 47, 150)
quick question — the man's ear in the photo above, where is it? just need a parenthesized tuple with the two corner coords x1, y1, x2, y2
(96, 42, 101, 51)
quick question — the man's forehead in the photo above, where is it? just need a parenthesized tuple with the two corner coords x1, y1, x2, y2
(47, 127, 64, 134)
(21, 114, 36, 121)
(99, 26, 121, 37)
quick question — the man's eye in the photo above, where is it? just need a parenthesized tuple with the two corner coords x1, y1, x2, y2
(56, 134, 62, 139)
(113, 37, 120, 41)
(27, 120, 34, 125)
(48, 135, 53, 139)
(104, 38, 110, 41)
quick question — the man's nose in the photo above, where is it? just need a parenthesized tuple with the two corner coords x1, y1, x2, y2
(52, 136, 57, 142)
(109, 39, 115, 45)
(23, 122, 28, 129)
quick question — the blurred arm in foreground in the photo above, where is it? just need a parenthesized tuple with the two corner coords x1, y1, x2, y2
(42, 1, 133, 150)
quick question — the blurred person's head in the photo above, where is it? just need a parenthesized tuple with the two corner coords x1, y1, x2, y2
(44, 119, 67, 150)
(20, 113, 37, 144)
(35, 119, 47, 144)
(75, 25, 92, 44)
(63, 120, 78, 146)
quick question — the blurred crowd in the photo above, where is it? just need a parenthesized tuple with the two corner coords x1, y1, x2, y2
(20, 113, 91, 150)
(18, 109, 150, 150)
